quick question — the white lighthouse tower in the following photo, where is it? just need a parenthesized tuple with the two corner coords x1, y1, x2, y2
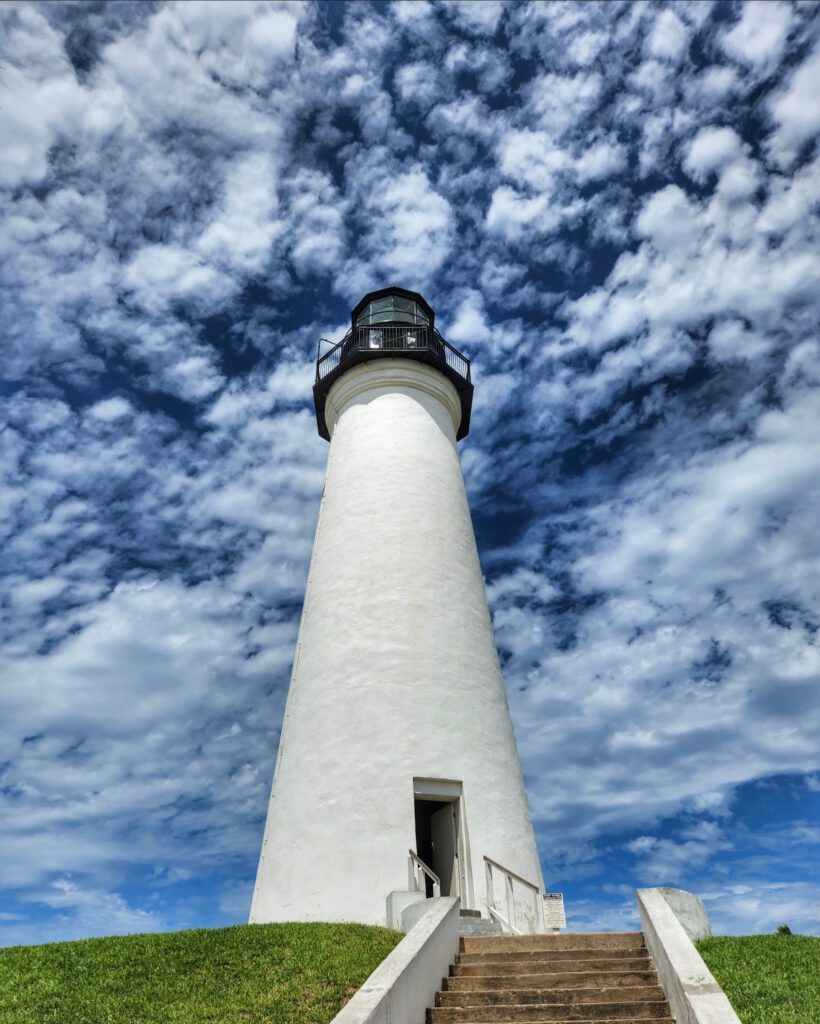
(250, 287, 545, 933)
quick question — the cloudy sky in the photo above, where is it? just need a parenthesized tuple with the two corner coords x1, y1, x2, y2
(2, 0, 819, 947)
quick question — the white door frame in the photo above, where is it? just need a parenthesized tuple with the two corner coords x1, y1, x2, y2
(413, 777, 468, 906)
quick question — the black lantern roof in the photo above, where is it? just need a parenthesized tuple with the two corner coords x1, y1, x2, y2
(313, 286, 473, 442)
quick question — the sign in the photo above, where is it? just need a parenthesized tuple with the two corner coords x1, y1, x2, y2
(543, 892, 566, 929)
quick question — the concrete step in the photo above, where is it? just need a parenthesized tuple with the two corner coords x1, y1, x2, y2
(460, 933, 644, 954)
(445, 971, 661, 992)
(427, 1000, 671, 1021)
(429, 1019, 673, 1024)
(460, 942, 646, 958)
(455, 956, 653, 975)
(461, 909, 483, 918)
(431, 930, 671, 1024)
(437, 985, 666, 1007)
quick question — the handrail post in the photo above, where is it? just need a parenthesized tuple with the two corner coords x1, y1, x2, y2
(408, 849, 441, 900)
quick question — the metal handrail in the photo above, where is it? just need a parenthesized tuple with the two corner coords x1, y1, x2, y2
(409, 849, 441, 897)
(315, 324, 471, 386)
(487, 905, 520, 936)
(484, 855, 545, 935)
(483, 856, 541, 895)
(312, 321, 474, 441)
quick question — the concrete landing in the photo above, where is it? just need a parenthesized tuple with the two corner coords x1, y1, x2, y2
(459, 910, 503, 938)
(459, 920, 505, 937)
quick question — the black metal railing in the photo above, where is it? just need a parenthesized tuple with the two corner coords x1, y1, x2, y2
(312, 322, 473, 441)
(316, 324, 471, 386)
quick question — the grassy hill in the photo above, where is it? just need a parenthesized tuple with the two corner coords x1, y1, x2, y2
(697, 934, 820, 1024)
(0, 921, 403, 1024)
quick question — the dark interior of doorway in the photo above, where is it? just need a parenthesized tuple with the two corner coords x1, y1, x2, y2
(414, 798, 447, 897)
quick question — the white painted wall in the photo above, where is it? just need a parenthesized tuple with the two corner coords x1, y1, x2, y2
(637, 888, 742, 1024)
(658, 887, 712, 941)
(250, 359, 544, 928)
(331, 897, 460, 1024)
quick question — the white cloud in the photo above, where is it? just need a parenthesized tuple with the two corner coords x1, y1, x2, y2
(0, 877, 167, 946)
(445, 42, 511, 94)
(427, 93, 497, 143)
(0, 572, 296, 909)
(635, 184, 700, 253)
(721, 0, 793, 73)
(286, 169, 346, 275)
(443, 0, 504, 37)
(486, 187, 561, 242)
(567, 30, 607, 67)
(0, 8, 86, 188)
(766, 44, 820, 167)
(11, 574, 71, 611)
(196, 153, 282, 274)
(166, 355, 225, 402)
(203, 389, 271, 430)
(88, 397, 133, 422)
(575, 139, 627, 182)
(685, 65, 739, 105)
(527, 71, 603, 137)
(627, 824, 732, 882)
(395, 61, 442, 108)
(446, 289, 493, 346)
(758, 156, 820, 235)
(628, 58, 675, 102)
(681, 126, 761, 204)
(497, 129, 571, 192)
(342, 162, 454, 290)
(392, 0, 436, 31)
(122, 244, 236, 315)
(708, 319, 772, 363)
(177, 1, 302, 90)
(703, 880, 820, 935)
(487, 567, 559, 608)
(646, 9, 690, 62)
(684, 126, 743, 182)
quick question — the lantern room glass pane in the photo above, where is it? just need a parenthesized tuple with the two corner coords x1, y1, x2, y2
(356, 294, 430, 328)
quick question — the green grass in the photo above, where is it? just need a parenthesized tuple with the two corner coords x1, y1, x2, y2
(697, 934, 820, 1024)
(0, 922, 403, 1024)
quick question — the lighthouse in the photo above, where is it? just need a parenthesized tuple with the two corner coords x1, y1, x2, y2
(250, 287, 545, 933)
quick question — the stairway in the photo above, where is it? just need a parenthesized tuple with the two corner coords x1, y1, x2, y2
(428, 932, 674, 1023)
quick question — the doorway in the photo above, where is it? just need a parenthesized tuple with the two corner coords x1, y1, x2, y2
(412, 779, 466, 901)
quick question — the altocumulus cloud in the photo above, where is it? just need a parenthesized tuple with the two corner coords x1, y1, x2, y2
(1, 0, 819, 945)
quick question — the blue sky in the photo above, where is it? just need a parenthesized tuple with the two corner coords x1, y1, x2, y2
(1, 0, 819, 947)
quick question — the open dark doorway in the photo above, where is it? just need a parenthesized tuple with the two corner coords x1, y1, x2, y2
(414, 798, 459, 897)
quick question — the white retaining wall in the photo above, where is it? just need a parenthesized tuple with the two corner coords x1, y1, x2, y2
(637, 887, 742, 1024)
(331, 897, 460, 1024)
